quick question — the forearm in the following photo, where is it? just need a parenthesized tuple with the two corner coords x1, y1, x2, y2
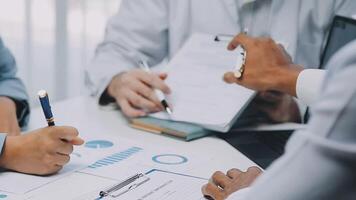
(0, 97, 19, 135)
(273, 64, 304, 97)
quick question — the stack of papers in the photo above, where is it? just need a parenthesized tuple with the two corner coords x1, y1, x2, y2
(151, 33, 255, 132)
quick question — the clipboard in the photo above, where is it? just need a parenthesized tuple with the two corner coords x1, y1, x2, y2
(96, 169, 207, 200)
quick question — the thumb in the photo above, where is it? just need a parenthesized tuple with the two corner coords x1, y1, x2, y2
(69, 137, 85, 146)
(53, 126, 80, 142)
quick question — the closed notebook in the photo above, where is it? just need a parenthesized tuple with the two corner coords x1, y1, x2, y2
(130, 117, 213, 141)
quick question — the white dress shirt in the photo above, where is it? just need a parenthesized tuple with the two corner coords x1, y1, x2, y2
(296, 69, 327, 106)
(226, 39, 356, 200)
(227, 69, 327, 199)
(86, 0, 355, 101)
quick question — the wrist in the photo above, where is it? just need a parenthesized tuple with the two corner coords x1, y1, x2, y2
(0, 136, 21, 170)
(0, 96, 16, 111)
(108, 72, 125, 98)
(274, 64, 304, 96)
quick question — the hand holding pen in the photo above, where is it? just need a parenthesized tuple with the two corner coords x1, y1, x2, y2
(106, 63, 172, 118)
(139, 60, 172, 115)
(0, 91, 84, 176)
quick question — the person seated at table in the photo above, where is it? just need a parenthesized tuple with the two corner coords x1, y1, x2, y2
(202, 35, 356, 199)
(0, 37, 84, 175)
(86, 0, 355, 124)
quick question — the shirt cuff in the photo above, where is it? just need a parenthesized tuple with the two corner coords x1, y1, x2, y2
(296, 69, 326, 106)
(0, 133, 7, 155)
(0, 96, 30, 128)
(227, 188, 251, 200)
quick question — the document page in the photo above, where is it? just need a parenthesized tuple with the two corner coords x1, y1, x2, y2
(150, 33, 254, 132)
(78, 170, 207, 200)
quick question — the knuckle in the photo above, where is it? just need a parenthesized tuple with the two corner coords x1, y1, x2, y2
(206, 182, 216, 191)
(147, 75, 155, 84)
(66, 127, 79, 136)
(64, 155, 71, 164)
(68, 145, 74, 153)
(266, 37, 274, 44)
(120, 74, 132, 85)
(141, 88, 152, 97)
(132, 98, 142, 106)
(227, 168, 237, 175)
(212, 171, 223, 179)
(247, 166, 262, 174)
(43, 154, 55, 167)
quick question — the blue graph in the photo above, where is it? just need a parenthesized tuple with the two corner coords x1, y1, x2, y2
(88, 147, 143, 169)
(85, 140, 114, 149)
(0, 194, 7, 199)
(152, 154, 188, 165)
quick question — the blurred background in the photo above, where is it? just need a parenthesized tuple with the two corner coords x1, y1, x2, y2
(0, 0, 121, 106)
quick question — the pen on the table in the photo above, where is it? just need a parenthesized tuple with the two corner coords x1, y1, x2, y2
(138, 60, 173, 115)
(99, 173, 144, 198)
(38, 90, 55, 126)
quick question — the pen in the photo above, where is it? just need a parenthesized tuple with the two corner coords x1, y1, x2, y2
(139, 60, 173, 115)
(99, 173, 144, 198)
(38, 90, 55, 126)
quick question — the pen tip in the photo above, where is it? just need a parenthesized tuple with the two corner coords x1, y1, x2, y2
(166, 107, 173, 115)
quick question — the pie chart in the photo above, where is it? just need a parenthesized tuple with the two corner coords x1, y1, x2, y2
(152, 154, 188, 165)
(85, 140, 114, 149)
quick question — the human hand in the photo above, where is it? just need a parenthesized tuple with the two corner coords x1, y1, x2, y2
(0, 126, 84, 175)
(202, 167, 262, 200)
(224, 33, 304, 97)
(107, 69, 171, 117)
(0, 97, 21, 136)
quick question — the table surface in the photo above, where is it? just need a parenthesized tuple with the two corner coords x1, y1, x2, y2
(21, 96, 256, 199)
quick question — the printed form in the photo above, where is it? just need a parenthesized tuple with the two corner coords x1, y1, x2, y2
(151, 33, 255, 132)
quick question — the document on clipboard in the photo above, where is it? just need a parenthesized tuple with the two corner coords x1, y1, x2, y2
(77, 170, 207, 200)
(149, 33, 255, 132)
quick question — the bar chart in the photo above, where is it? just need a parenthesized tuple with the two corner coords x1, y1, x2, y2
(87, 147, 143, 169)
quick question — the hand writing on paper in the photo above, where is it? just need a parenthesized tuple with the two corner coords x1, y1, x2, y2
(202, 167, 262, 200)
(0, 126, 84, 175)
(108, 69, 171, 117)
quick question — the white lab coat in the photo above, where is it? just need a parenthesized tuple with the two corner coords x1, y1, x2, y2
(86, 0, 356, 100)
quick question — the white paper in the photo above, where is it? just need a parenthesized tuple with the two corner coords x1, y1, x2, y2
(76, 170, 207, 200)
(79, 137, 210, 181)
(0, 136, 211, 197)
(150, 33, 255, 132)
(0, 153, 88, 194)
(0, 137, 141, 194)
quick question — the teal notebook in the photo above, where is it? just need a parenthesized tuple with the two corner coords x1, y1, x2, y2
(130, 117, 214, 141)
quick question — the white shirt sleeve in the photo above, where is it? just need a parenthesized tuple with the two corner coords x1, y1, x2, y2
(226, 188, 251, 200)
(296, 69, 326, 106)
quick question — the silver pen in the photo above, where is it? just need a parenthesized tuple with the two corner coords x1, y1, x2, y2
(139, 60, 173, 115)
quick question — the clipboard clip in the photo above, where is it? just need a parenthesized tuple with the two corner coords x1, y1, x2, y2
(99, 173, 150, 198)
(214, 34, 234, 42)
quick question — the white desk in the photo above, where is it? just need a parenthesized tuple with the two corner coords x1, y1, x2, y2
(21, 96, 256, 199)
